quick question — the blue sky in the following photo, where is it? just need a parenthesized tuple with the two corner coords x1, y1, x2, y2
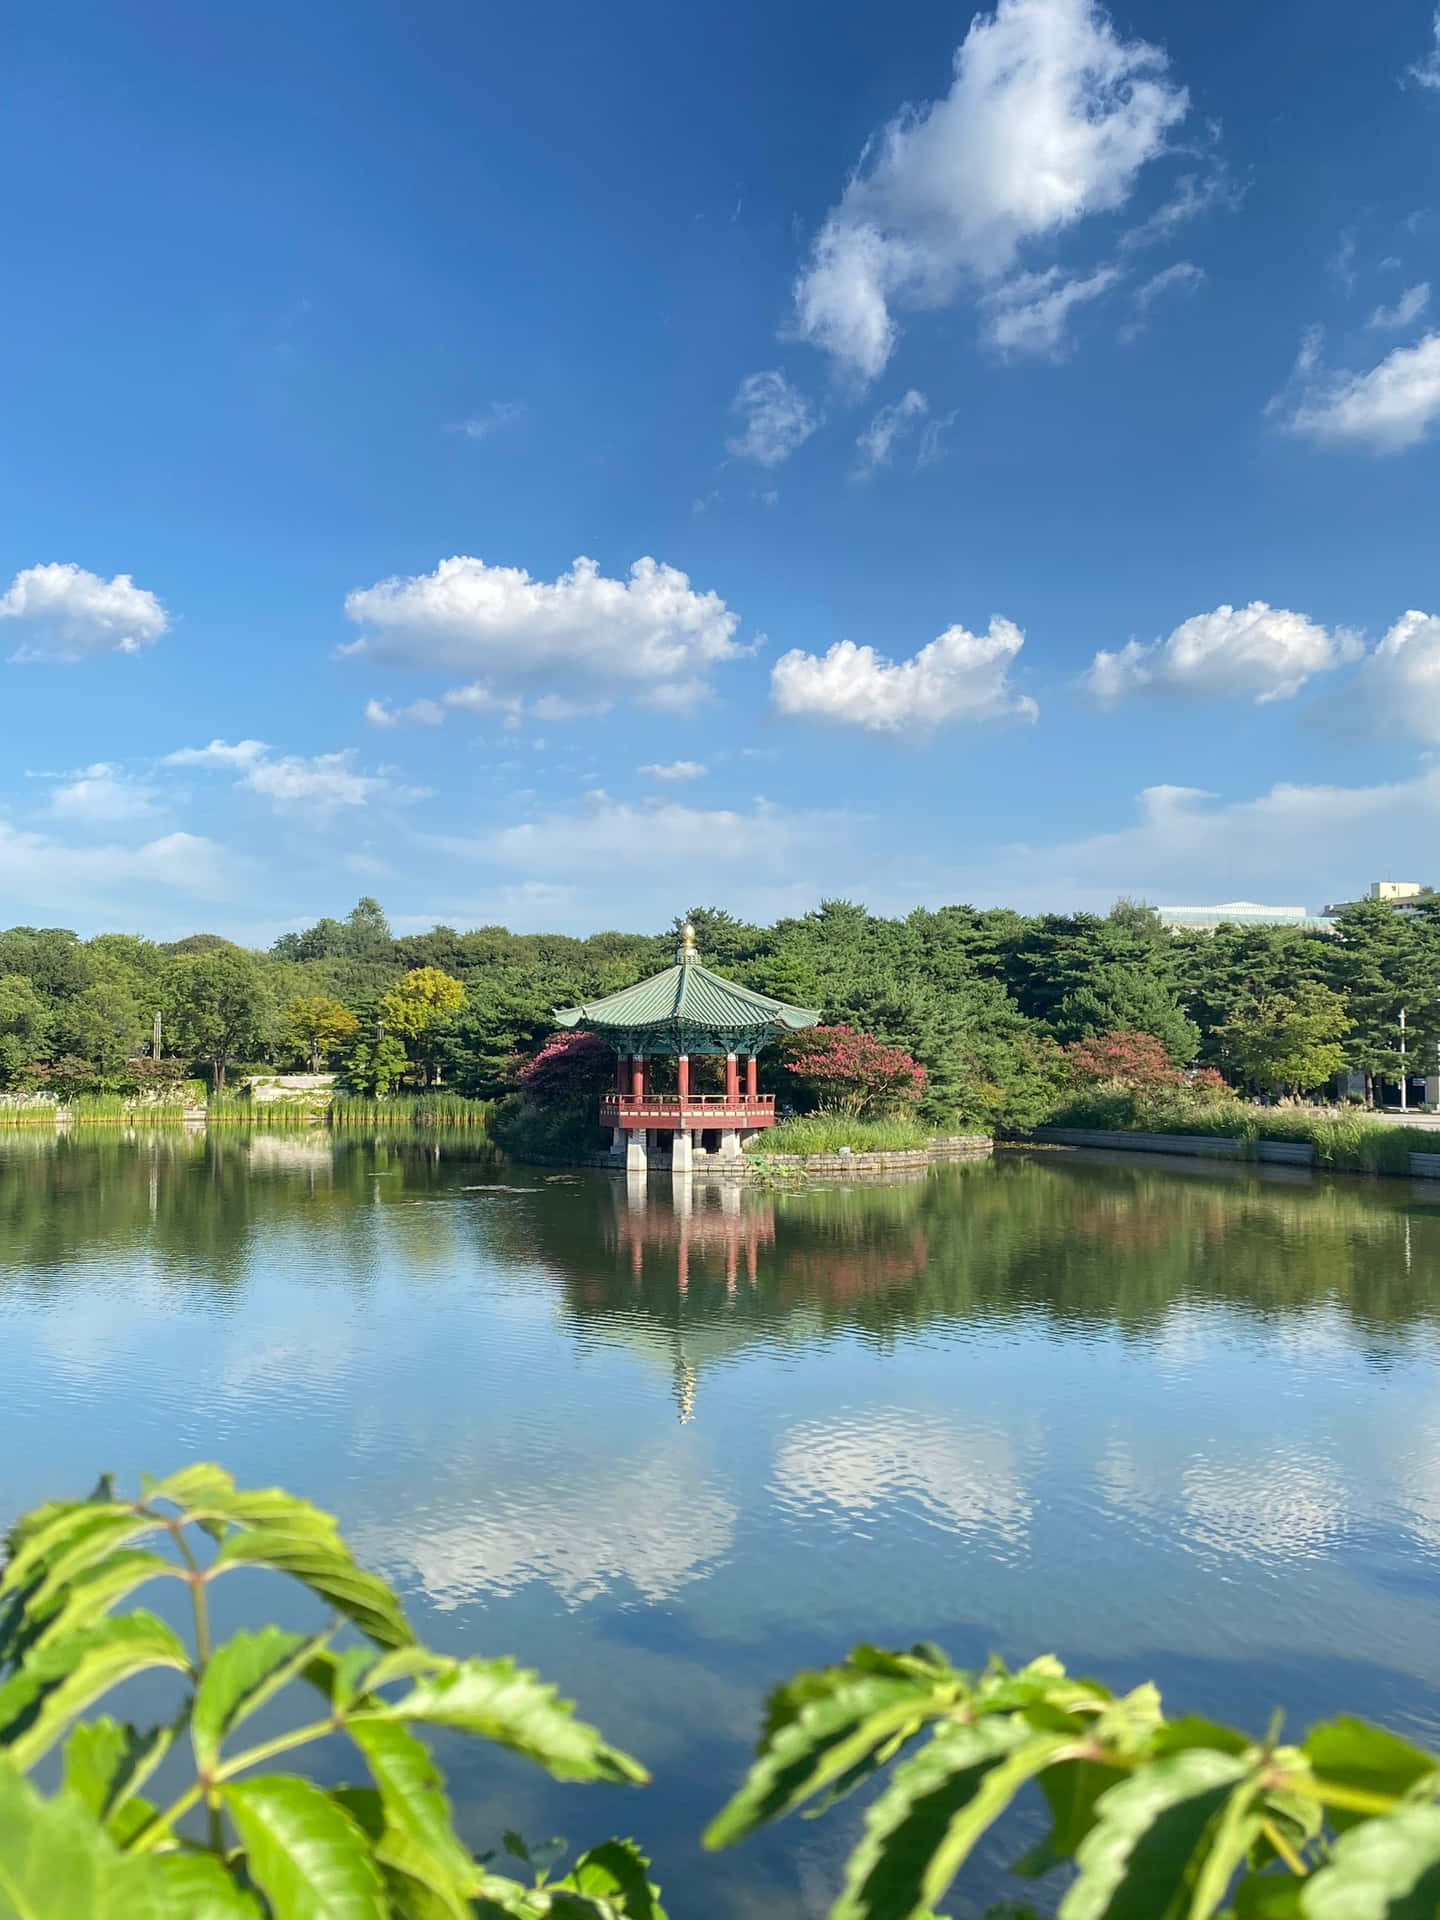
(5, 0, 1440, 939)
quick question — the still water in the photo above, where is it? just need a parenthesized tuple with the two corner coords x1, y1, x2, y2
(5, 1130, 1440, 1914)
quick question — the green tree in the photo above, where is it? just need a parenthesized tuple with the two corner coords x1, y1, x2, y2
(282, 993, 360, 1072)
(343, 894, 393, 958)
(1221, 983, 1352, 1096)
(0, 974, 53, 1085)
(163, 948, 271, 1089)
(380, 967, 467, 1086)
(345, 1031, 409, 1095)
(53, 979, 147, 1085)
(1326, 897, 1440, 1104)
(1051, 962, 1200, 1062)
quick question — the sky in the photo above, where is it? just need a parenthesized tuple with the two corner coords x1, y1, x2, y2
(5, 0, 1440, 940)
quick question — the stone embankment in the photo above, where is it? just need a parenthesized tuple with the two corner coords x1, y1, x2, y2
(551, 1134, 994, 1178)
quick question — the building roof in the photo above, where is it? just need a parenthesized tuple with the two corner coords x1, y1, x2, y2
(554, 923, 820, 1043)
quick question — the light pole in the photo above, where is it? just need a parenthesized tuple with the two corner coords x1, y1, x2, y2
(1400, 1007, 1408, 1113)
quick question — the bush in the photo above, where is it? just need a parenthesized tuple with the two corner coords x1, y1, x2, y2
(780, 1025, 926, 1117)
(490, 1093, 607, 1160)
(517, 1029, 615, 1109)
(749, 1113, 935, 1153)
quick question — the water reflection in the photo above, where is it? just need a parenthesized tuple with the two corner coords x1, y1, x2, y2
(6, 1133, 1440, 1918)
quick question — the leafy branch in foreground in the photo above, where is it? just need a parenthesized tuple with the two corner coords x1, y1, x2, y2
(705, 1643, 1440, 1920)
(0, 1464, 662, 1918)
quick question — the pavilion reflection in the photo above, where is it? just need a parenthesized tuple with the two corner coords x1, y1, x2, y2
(614, 1174, 776, 1296)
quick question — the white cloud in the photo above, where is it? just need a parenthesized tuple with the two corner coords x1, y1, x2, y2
(1369, 282, 1430, 330)
(450, 400, 524, 440)
(773, 1413, 1030, 1548)
(343, 553, 746, 710)
(1409, 9, 1440, 87)
(791, 0, 1189, 381)
(980, 264, 1122, 356)
(1086, 602, 1362, 706)
(1277, 330, 1440, 452)
(470, 790, 852, 876)
(0, 563, 169, 663)
(1118, 168, 1230, 253)
(725, 371, 820, 467)
(638, 760, 707, 782)
(854, 389, 928, 475)
(364, 697, 445, 729)
(771, 617, 1037, 733)
(1121, 260, 1204, 338)
(1338, 609, 1440, 742)
(164, 738, 409, 809)
(164, 739, 268, 769)
(0, 822, 224, 903)
(48, 764, 158, 826)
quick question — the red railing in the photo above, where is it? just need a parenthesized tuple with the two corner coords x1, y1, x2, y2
(599, 1093, 776, 1130)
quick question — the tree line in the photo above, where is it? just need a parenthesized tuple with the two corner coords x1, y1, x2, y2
(0, 891, 1434, 1118)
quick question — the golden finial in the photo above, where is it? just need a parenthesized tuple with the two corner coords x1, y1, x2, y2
(679, 919, 698, 963)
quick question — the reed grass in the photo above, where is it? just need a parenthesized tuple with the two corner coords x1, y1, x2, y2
(752, 1112, 933, 1154)
(328, 1092, 495, 1130)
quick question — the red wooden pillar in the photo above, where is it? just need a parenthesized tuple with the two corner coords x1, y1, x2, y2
(632, 1055, 645, 1100)
(617, 1052, 632, 1096)
(745, 1054, 758, 1101)
(725, 1051, 739, 1103)
(677, 1054, 690, 1102)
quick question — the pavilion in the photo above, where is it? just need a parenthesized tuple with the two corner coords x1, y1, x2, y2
(553, 922, 820, 1172)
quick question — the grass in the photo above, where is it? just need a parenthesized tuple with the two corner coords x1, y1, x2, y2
(750, 1113, 934, 1154)
(329, 1092, 495, 1130)
(1041, 1088, 1431, 1177)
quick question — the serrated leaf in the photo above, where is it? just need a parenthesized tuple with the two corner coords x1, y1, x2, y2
(1060, 1747, 1252, 1920)
(1303, 1718, 1439, 1830)
(560, 1839, 668, 1920)
(148, 1851, 264, 1918)
(346, 1718, 478, 1914)
(836, 1722, 1066, 1920)
(193, 1626, 315, 1771)
(379, 1658, 646, 1784)
(26, 1550, 183, 1655)
(0, 1612, 190, 1771)
(213, 1529, 413, 1648)
(62, 1713, 173, 1830)
(0, 1506, 161, 1605)
(1300, 1804, 1440, 1918)
(0, 1756, 162, 1918)
(705, 1672, 954, 1848)
(222, 1775, 387, 1919)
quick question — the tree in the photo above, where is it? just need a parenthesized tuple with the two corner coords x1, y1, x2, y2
(343, 894, 392, 957)
(1064, 1028, 1185, 1092)
(281, 993, 359, 1072)
(342, 1031, 408, 1095)
(1051, 962, 1200, 1063)
(781, 1024, 926, 1117)
(0, 974, 52, 1086)
(162, 948, 270, 1089)
(518, 1029, 615, 1109)
(1221, 983, 1352, 1097)
(1326, 898, 1440, 1104)
(379, 966, 467, 1085)
(53, 979, 147, 1085)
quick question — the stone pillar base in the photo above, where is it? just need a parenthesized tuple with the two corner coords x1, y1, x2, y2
(719, 1128, 742, 1162)
(626, 1133, 649, 1174)
(609, 1127, 627, 1160)
(671, 1129, 694, 1173)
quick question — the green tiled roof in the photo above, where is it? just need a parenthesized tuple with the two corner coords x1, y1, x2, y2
(554, 958, 818, 1037)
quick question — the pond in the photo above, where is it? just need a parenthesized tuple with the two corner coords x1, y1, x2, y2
(4, 1130, 1440, 1915)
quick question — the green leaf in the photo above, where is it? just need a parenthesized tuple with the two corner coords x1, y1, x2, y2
(835, 1722, 1067, 1920)
(0, 1507, 162, 1607)
(0, 1612, 190, 1771)
(379, 1658, 647, 1784)
(1024, 1758, 1129, 1867)
(212, 1529, 413, 1648)
(148, 1852, 265, 1918)
(62, 1714, 173, 1830)
(1300, 1805, 1440, 1919)
(1060, 1748, 1253, 1920)
(192, 1626, 312, 1771)
(345, 1718, 478, 1915)
(25, 1551, 183, 1655)
(1303, 1719, 1439, 1830)
(1234, 1874, 1304, 1918)
(560, 1839, 669, 1920)
(222, 1775, 388, 1919)
(705, 1672, 954, 1848)
(0, 1757, 162, 1918)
